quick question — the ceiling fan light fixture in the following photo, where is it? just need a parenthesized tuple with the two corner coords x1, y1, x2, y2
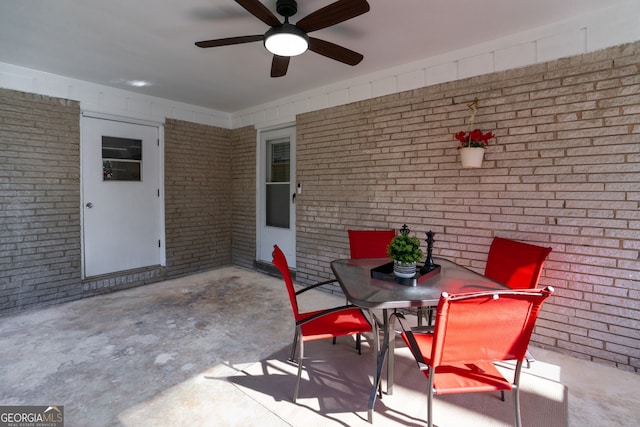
(264, 23, 309, 57)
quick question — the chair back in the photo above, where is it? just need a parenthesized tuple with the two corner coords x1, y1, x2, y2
(347, 229, 396, 258)
(484, 237, 552, 289)
(430, 288, 553, 367)
(272, 245, 300, 319)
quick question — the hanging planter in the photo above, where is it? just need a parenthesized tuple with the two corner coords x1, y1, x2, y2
(459, 147, 485, 168)
(454, 129, 495, 168)
(454, 98, 495, 169)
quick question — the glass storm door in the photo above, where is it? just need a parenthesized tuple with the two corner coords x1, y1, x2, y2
(258, 127, 296, 265)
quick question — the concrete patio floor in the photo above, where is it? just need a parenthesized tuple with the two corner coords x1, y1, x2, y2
(0, 266, 637, 426)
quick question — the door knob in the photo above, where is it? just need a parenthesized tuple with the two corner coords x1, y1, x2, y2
(86, 202, 93, 208)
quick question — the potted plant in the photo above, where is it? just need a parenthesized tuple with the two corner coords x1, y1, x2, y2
(455, 129, 495, 168)
(387, 226, 423, 278)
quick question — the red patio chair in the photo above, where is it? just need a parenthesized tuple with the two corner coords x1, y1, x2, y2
(484, 237, 552, 367)
(392, 287, 554, 427)
(347, 229, 395, 259)
(271, 244, 373, 402)
(484, 236, 552, 290)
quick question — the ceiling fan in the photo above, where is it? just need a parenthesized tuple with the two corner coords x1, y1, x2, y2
(195, 0, 370, 77)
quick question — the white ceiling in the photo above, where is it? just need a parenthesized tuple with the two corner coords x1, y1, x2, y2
(0, 0, 632, 113)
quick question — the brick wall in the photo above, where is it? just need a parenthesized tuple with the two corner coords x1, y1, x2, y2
(231, 125, 257, 269)
(0, 105, 237, 314)
(0, 89, 82, 311)
(295, 42, 640, 372)
(164, 119, 233, 277)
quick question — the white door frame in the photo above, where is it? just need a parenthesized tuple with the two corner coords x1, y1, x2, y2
(256, 124, 296, 266)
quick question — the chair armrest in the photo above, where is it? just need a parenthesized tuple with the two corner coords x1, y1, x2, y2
(296, 304, 366, 326)
(391, 312, 431, 371)
(295, 279, 338, 296)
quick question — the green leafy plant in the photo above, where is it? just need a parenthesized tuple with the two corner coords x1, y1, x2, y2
(387, 233, 423, 265)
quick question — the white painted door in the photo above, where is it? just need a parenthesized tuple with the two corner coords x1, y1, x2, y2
(81, 115, 163, 277)
(257, 126, 296, 265)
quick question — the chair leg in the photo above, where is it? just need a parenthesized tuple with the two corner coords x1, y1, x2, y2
(288, 329, 299, 362)
(426, 368, 435, 427)
(417, 307, 434, 327)
(293, 336, 304, 402)
(427, 386, 434, 427)
(513, 388, 522, 427)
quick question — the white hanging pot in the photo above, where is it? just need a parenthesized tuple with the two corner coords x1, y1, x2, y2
(459, 147, 485, 168)
(393, 261, 417, 278)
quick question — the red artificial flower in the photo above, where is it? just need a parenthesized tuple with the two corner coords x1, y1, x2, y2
(454, 129, 495, 149)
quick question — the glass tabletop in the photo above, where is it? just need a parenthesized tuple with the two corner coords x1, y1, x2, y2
(330, 257, 507, 309)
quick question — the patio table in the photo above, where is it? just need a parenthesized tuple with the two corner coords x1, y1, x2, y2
(330, 257, 507, 423)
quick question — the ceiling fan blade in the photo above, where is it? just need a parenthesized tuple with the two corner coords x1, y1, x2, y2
(271, 55, 290, 77)
(195, 35, 263, 48)
(235, 0, 281, 27)
(296, 0, 370, 33)
(308, 37, 363, 66)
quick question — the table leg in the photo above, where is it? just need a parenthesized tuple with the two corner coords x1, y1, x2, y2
(387, 310, 395, 395)
(370, 309, 379, 376)
(367, 308, 389, 423)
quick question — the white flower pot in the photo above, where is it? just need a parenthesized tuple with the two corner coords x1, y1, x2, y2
(393, 261, 417, 278)
(459, 147, 485, 168)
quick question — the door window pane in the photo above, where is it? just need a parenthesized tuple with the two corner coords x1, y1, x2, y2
(266, 138, 290, 228)
(266, 184, 290, 228)
(268, 140, 290, 182)
(102, 136, 142, 181)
